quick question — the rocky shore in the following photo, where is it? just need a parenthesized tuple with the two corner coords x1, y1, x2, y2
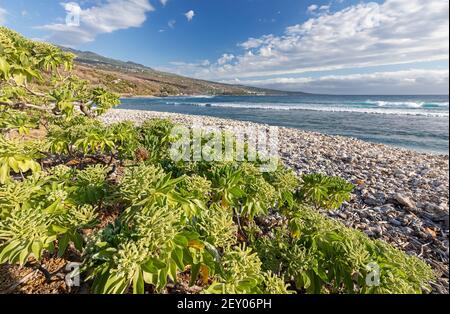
(100, 108, 449, 293)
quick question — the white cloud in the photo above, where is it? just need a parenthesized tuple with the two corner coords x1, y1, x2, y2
(160, 0, 168, 6)
(319, 5, 331, 12)
(218, 54, 235, 65)
(220, 69, 449, 95)
(185, 10, 195, 22)
(307, 4, 318, 13)
(0, 7, 7, 24)
(168, 19, 176, 29)
(167, 0, 449, 85)
(38, 0, 154, 46)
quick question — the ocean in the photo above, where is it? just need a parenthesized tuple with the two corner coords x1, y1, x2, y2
(119, 95, 449, 154)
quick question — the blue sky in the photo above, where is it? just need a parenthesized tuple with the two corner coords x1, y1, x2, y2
(0, 0, 448, 94)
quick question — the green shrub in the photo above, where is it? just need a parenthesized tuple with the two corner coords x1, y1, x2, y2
(0, 201, 97, 264)
(139, 119, 175, 161)
(239, 163, 277, 219)
(118, 163, 167, 204)
(110, 121, 140, 160)
(0, 27, 119, 120)
(0, 136, 43, 184)
(205, 245, 291, 294)
(84, 203, 215, 294)
(264, 164, 299, 209)
(298, 173, 354, 210)
(73, 165, 110, 205)
(193, 203, 238, 250)
(255, 206, 435, 294)
(0, 109, 40, 135)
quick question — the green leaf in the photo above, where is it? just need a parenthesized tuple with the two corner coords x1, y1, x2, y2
(0, 163, 9, 184)
(0, 57, 10, 78)
(142, 271, 154, 285)
(133, 270, 145, 294)
(0, 240, 22, 263)
(141, 260, 158, 274)
(168, 260, 178, 282)
(13, 73, 26, 86)
(18, 243, 31, 265)
(173, 234, 188, 247)
(57, 233, 70, 257)
(31, 241, 43, 261)
(157, 268, 167, 290)
(171, 247, 184, 270)
(189, 263, 201, 286)
(72, 232, 84, 251)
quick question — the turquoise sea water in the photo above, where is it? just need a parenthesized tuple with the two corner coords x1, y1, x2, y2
(119, 95, 449, 154)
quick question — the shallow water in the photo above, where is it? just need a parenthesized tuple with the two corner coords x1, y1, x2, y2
(119, 95, 449, 154)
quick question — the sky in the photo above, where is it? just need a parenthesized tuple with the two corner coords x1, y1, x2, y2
(0, 0, 448, 94)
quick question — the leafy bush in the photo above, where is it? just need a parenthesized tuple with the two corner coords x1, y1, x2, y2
(205, 245, 291, 294)
(179, 174, 212, 203)
(0, 173, 46, 218)
(73, 165, 110, 205)
(239, 163, 277, 219)
(48, 119, 140, 161)
(193, 203, 238, 250)
(208, 163, 244, 209)
(139, 119, 175, 161)
(84, 203, 214, 293)
(0, 27, 119, 120)
(0, 167, 101, 265)
(298, 173, 354, 210)
(255, 206, 435, 294)
(118, 163, 167, 204)
(264, 164, 299, 209)
(0, 199, 97, 265)
(0, 109, 40, 135)
(110, 121, 140, 160)
(0, 136, 43, 184)
(46, 117, 103, 155)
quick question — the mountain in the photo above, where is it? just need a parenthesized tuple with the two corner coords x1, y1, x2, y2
(61, 47, 304, 97)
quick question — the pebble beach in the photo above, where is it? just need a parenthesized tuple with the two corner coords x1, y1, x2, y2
(100, 108, 449, 293)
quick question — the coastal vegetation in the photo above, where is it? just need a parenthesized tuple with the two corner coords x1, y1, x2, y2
(0, 27, 435, 294)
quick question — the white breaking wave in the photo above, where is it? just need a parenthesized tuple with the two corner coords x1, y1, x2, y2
(283, 106, 449, 117)
(170, 102, 449, 117)
(364, 100, 449, 108)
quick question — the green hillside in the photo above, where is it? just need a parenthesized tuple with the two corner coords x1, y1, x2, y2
(62, 47, 299, 97)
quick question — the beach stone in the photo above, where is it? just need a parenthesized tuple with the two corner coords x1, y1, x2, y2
(392, 193, 416, 209)
(363, 196, 381, 206)
(341, 155, 353, 163)
(389, 219, 402, 226)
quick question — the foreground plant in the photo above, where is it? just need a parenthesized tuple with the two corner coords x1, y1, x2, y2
(256, 206, 434, 294)
(84, 203, 215, 294)
(0, 27, 119, 120)
(0, 136, 42, 184)
(0, 26, 436, 295)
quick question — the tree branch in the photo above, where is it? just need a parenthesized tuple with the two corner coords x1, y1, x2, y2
(23, 85, 47, 97)
(77, 101, 95, 118)
(0, 101, 53, 112)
